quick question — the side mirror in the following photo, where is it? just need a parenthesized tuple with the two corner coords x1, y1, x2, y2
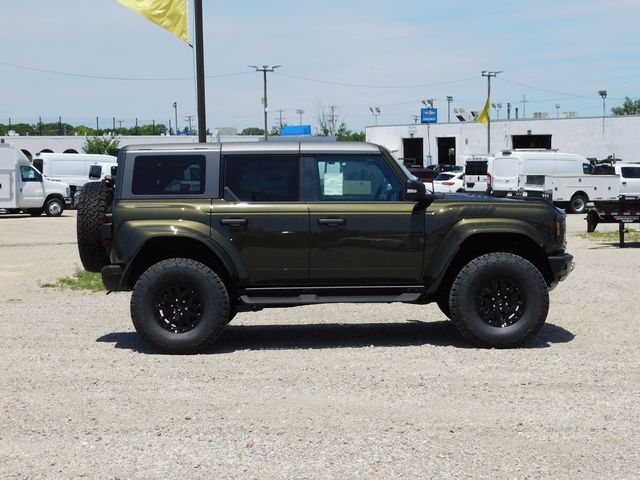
(35, 172, 43, 182)
(405, 178, 426, 202)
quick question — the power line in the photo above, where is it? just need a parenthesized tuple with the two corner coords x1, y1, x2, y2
(273, 71, 480, 89)
(0, 60, 251, 81)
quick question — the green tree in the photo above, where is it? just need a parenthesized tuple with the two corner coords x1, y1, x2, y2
(83, 136, 120, 156)
(611, 97, 640, 115)
(240, 127, 265, 136)
(336, 123, 365, 142)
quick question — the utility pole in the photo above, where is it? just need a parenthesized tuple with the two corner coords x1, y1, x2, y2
(249, 65, 281, 141)
(58, 116, 62, 136)
(96, 116, 99, 132)
(276, 109, 285, 129)
(520, 94, 529, 119)
(328, 105, 338, 136)
(296, 109, 304, 125)
(185, 115, 194, 135)
(173, 102, 178, 135)
(481, 70, 502, 154)
(117, 120, 123, 129)
(446, 96, 453, 123)
(112, 117, 116, 132)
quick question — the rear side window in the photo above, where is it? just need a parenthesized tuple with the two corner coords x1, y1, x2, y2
(89, 165, 102, 180)
(132, 155, 205, 195)
(621, 167, 640, 179)
(224, 155, 299, 202)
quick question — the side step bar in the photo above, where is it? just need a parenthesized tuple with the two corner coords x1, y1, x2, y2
(240, 285, 424, 306)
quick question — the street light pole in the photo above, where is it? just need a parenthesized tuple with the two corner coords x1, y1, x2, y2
(598, 90, 607, 134)
(173, 102, 178, 135)
(481, 70, 502, 154)
(446, 96, 453, 123)
(250, 65, 281, 141)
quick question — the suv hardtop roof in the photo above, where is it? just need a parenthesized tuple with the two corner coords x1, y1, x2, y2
(121, 141, 382, 155)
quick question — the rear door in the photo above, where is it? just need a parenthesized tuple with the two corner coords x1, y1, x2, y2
(211, 154, 309, 285)
(464, 159, 489, 191)
(307, 153, 424, 284)
(493, 157, 520, 192)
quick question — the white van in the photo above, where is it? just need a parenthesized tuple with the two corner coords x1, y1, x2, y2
(32, 153, 117, 201)
(0, 143, 70, 216)
(464, 150, 593, 212)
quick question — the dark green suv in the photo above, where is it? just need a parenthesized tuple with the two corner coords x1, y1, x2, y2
(77, 142, 573, 353)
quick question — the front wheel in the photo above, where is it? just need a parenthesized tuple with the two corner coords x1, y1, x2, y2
(449, 253, 549, 348)
(131, 258, 230, 354)
(44, 197, 64, 217)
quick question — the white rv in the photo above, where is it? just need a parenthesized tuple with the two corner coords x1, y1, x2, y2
(464, 150, 593, 212)
(32, 152, 117, 201)
(0, 143, 70, 216)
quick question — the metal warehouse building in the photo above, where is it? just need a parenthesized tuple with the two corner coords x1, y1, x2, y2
(365, 114, 640, 165)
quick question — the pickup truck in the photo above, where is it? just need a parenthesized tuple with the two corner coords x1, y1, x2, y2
(76, 142, 574, 354)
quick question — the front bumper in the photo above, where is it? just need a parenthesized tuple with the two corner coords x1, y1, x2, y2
(548, 253, 574, 289)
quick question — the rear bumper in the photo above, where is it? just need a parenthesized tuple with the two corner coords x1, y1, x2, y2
(101, 264, 125, 291)
(548, 253, 574, 290)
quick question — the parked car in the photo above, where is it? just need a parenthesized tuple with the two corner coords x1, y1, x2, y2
(432, 171, 465, 193)
(77, 141, 573, 353)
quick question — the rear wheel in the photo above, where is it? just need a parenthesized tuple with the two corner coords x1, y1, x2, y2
(77, 181, 113, 272)
(449, 253, 549, 348)
(568, 193, 588, 214)
(131, 258, 230, 354)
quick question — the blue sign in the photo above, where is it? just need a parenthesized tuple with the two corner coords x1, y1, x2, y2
(421, 108, 437, 123)
(280, 125, 312, 136)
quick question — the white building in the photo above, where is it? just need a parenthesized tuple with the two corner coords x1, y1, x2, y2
(366, 114, 640, 165)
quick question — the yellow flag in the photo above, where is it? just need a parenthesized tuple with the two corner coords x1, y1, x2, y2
(116, 0, 189, 42)
(477, 97, 490, 125)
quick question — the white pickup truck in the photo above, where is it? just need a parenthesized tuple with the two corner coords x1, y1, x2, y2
(0, 142, 70, 216)
(528, 173, 620, 213)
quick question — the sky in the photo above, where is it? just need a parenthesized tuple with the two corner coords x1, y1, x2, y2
(1, 0, 639, 132)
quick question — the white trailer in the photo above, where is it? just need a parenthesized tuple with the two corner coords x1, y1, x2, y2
(0, 142, 70, 216)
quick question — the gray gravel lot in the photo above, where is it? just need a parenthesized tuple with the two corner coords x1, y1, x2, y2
(0, 211, 638, 479)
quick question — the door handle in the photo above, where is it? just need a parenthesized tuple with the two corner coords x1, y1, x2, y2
(622, 182, 627, 185)
(318, 218, 345, 226)
(220, 218, 247, 227)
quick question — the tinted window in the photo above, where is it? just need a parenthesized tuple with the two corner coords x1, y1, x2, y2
(465, 161, 488, 175)
(32, 158, 43, 173)
(89, 165, 102, 179)
(225, 155, 299, 202)
(315, 155, 402, 201)
(435, 173, 455, 181)
(621, 167, 640, 179)
(132, 155, 205, 195)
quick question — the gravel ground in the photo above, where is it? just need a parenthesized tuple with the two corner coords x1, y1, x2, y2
(0, 211, 638, 479)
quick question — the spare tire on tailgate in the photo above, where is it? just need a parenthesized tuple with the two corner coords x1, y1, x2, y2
(77, 181, 113, 272)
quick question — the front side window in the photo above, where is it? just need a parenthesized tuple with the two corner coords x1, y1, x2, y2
(621, 167, 640, 179)
(131, 155, 205, 195)
(224, 155, 299, 202)
(314, 155, 402, 202)
(20, 166, 40, 182)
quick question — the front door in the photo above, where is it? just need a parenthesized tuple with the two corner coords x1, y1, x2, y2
(307, 154, 425, 284)
(211, 154, 309, 285)
(18, 165, 44, 208)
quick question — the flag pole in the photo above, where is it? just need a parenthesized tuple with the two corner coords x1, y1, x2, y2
(194, 0, 206, 143)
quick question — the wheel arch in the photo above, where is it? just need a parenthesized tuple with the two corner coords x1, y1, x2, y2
(429, 231, 553, 300)
(122, 235, 239, 290)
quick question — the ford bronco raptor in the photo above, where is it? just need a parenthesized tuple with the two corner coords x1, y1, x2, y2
(77, 142, 573, 354)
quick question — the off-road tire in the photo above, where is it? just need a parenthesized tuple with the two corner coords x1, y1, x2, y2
(77, 182, 113, 272)
(44, 197, 64, 217)
(449, 253, 549, 348)
(568, 193, 588, 214)
(131, 258, 230, 354)
(27, 208, 43, 216)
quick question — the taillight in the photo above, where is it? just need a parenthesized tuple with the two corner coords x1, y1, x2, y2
(487, 173, 493, 188)
(445, 181, 455, 186)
